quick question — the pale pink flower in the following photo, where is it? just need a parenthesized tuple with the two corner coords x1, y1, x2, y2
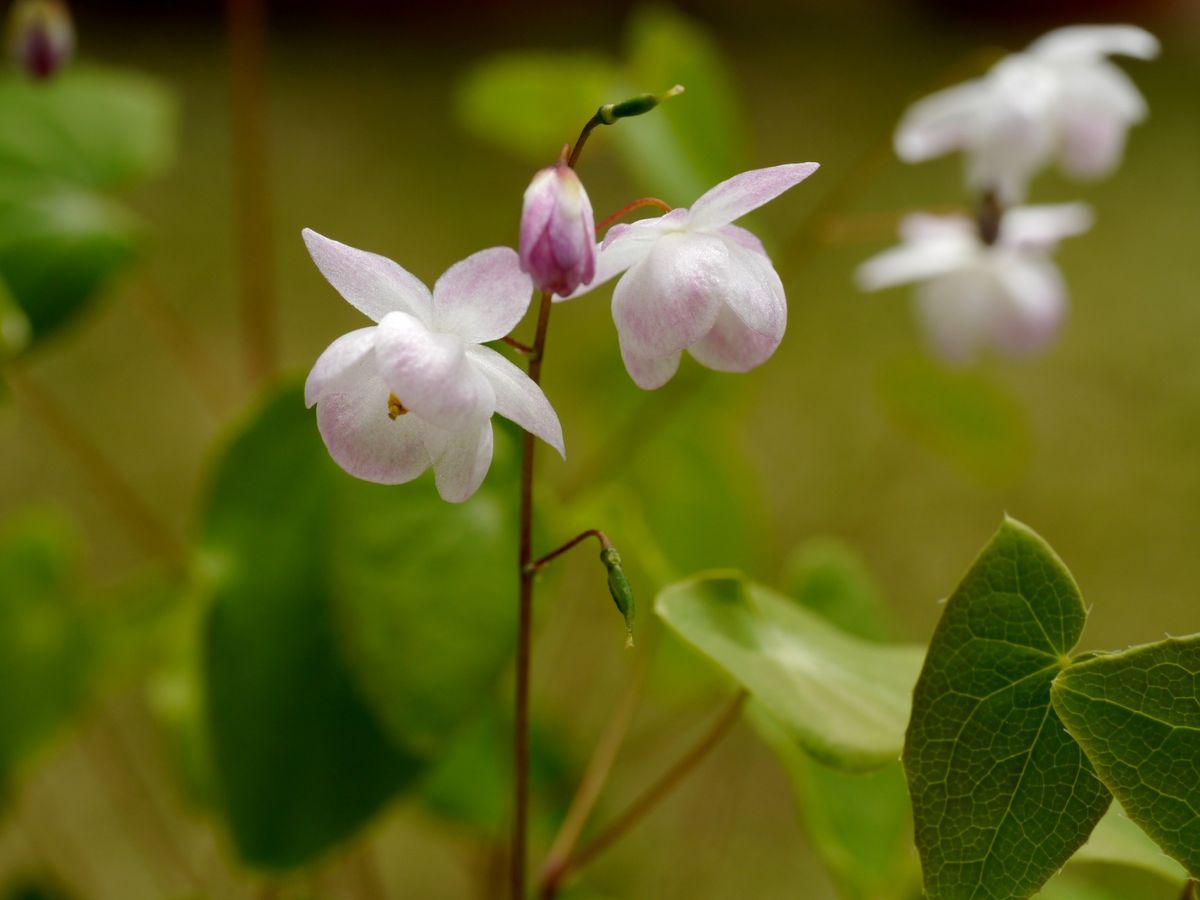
(564, 163, 819, 389)
(856, 203, 1093, 363)
(519, 163, 596, 297)
(895, 25, 1159, 202)
(303, 229, 563, 502)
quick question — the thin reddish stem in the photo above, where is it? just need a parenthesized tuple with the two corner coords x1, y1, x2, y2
(596, 198, 673, 235)
(527, 529, 611, 576)
(502, 334, 535, 356)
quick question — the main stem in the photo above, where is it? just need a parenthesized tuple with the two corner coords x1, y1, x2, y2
(513, 289, 555, 900)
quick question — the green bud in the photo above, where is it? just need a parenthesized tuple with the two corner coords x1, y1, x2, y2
(596, 84, 684, 126)
(600, 546, 635, 647)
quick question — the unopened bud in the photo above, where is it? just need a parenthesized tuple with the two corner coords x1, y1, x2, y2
(596, 85, 685, 125)
(600, 546, 635, 647)
(518, 163, 596, 297)
(6, 0, 75, 81)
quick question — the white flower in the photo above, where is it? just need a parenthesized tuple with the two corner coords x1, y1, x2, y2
(563, 163, 819, 389)
(302, 229, 564, 502)
(895, 25, 1159, 202)
(856, 203, 1093, 363)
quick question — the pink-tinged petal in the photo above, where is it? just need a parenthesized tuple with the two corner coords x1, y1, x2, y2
(990, 254, 1067, 354)
(558, 213, 678, 302)
(519, 166, 597, 297)
(315, 373, 432, 485)
(1060, 113, 1128, 178)
(618, 343, 682, 391)
(466, 345, 564, 457)
(718, 230, 787, 340)
(304, 327, 377, 408)
(1001, 203, 1093, 251)
(302, 228, 433, 324)
(375, 311, 495, 432)
(686, 163, 820, 231)
(1029, 25, 1159, 62)
(1056, 62, 1147, 178)
(913, 269, 1001, 365)
(689, 305, 782, 373)
(857, 230, 978, 292)
(432, 247, 533, 343)
(424, 419, 495, 503)
(894, 80, 987, 162)
(612, 232, 727, 357)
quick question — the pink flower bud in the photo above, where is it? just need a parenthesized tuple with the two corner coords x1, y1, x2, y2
(518, 164, 596, 297)
(6, 0, 75, 81)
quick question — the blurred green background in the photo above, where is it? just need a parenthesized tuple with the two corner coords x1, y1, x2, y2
(0, 0, 1197, 897)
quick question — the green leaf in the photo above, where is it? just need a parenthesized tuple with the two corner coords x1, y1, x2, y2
(656, 571, 924, 771)
(781, 537, 893, 643)
(1052, 636, 1200, 878)
(904, 517, 1111, 900)
(1073, 803, 1189, 885)
(0, 66, 176, 188)
(750, 703, 918, 900)
(0, 512, 93, 802)
(878, 356, 1030, 485)
(455, 53, 618, 164)
(200, 387, 421, 869)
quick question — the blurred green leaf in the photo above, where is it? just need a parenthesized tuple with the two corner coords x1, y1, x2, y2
(1052, 636, 1200, 878)
(1, 879, 74, 900)
(905, 517, 1110, 899)
(0, 65, 176, 188)
(1040, 867, 1183, 900)
(781, 537, 893, 642)
(0, 511, 93, 802)
(200, 386, 421, 869)
(750, 703, 917, 900)
(1074, 803, 1188, 885)
(878, 355, 1030, 485)
(0, 273, 31, 359)
(455, 53, 618, 164)
(656, 571, 923, 771)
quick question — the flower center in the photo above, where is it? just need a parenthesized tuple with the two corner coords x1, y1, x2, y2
(387, 393, 408, 420)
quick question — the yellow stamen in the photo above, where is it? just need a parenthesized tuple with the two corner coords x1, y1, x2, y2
(387, 393, 407, 420)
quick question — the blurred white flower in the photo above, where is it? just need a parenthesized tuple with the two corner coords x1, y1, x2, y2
(856, 203, 1093, 363)
(303, 229, 563, 502)
(519, 163, 596, 297)
(895, 25, 1159, 202)
(563, 163, 819, 389)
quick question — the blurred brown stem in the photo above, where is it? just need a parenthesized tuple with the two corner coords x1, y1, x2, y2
(1181, 881, 1198, 900)
(527, 528, 612, 575)
(226, 0, 277, 385)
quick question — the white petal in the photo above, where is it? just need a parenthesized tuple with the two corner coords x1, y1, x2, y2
(375, 311, 495, 432)
(1056, 62, 1147, 178)
(432, 247, 534, 343)
(302, 228, 433, 324)
(466, 345, 564, 457)
(857, 230, 978, 292)
(611, 232, 727, 357)
(618, 344, 682, 391)
(990, 254, 1067, 354)
(1001, 203, 1093, 251)
(304, 327, 377, 408)
(559, 212, 677, 302)
(899, 213, 977, 243)
(686, 163, 820, 231)
(1060, 112, 1129, 178)
(688, 305, 782, 373)
(894, 80, 987, 162)
(718, 230, 787, 341)
(914, 268, 1001, 364)
(424, 419, 495, 503)
(1029, 25, 1160, 62)
(315, 373, 432, 485)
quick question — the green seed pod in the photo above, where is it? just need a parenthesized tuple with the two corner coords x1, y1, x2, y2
(596, 84, 685, 125)
(600, 546, 635, 647)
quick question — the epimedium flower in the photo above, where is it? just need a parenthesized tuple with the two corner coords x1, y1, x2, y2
(895, 25, 1159, 202)
(519, 162, 596, 297)
(302, 229, 564, 502)
(856, 203, 1094, 363)
(562, 163, 819, 390)
(5, 0, 74, 80)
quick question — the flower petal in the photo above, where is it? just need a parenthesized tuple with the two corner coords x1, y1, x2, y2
(894, 80, 987, 162)
(857, 227, 978, 292)
(424, 419, 495, 503)
(1029, 25, 1160, 62)
(304, 326, 377, 408)
(611, 232, 727, 357)
(315, 373, 432, 485)
(618, 344, 682, 391)
(466, 345, 564, 457)
(432, 247, 533, 343)
(1056, 62, 1147, 177)
(990, 253, 1067, 354)
(375, 311, 495, 432)
(558, 213, 677, 302)
(718, 228, 787, 340)
(1001, 203, 1093, 250)
(686, 163, 820, 231)
(914, 269, 1001, 364)
(688, 305, 782, 373)
(303, 228, 433, 324)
